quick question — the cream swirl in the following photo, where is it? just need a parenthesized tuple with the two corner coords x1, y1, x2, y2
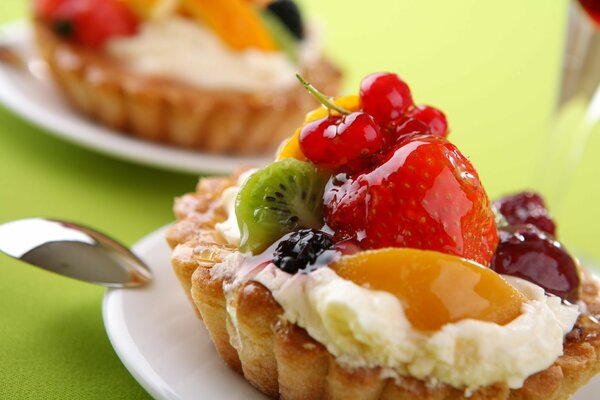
(106, 17, 321, 92)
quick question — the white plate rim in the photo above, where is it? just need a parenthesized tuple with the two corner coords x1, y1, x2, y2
(0, 20, 268, 175)
(102, 225, 173, 400)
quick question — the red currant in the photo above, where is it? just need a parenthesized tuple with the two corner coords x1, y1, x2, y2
(37, 0, 139, 48)
(390, 116, 431, 143)
(408, 105, 448, 137)
(360, 73, 414, 126)
(299, 112, 383, 170)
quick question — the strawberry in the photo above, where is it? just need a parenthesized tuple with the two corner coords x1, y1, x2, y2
(34, 0, 64, 18)
(35, 0, 139, 48)
(324, 135, 498, 266)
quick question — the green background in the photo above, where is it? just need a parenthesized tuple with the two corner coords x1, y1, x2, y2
(1, 0, 597, 398)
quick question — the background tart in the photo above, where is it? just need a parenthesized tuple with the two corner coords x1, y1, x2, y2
(166, 175, 600, 400)
(33, 19, 341, 155)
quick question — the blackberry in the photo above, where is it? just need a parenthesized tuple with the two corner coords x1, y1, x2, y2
(272, 229, 334, 273)
(267, 0, 304, 40)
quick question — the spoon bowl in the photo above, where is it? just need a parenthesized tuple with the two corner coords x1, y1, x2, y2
(0, 218, 152, 287)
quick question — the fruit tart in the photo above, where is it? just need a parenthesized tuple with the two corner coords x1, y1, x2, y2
(167, 72, 600, 399)
(32, 0, 341, 155)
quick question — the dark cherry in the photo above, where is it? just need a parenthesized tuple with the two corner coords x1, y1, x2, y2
(360, 72, 414, 126)
(299, 112, 383, 170)
(408, 105, 448, 137)
(494, 192, 556, 236)
(491, 224, 580, 301)
(272, 229, 334, 273)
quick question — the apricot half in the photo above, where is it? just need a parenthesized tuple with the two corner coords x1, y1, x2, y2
(180, 0, 277, 51)
(330, 248, 525, 331)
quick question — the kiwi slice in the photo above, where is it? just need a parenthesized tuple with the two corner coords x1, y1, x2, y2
(236, 159, 327, 254)
(260, 8, 299, 63)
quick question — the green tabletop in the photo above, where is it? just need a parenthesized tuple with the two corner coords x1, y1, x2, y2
(1, 0, 597, 398)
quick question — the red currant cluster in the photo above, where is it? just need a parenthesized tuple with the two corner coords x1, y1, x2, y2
(299, 72, 448, 172)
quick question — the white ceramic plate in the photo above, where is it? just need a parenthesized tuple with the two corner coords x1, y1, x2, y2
(0, 21, 268, 175)
(103, 226, 600, 400)
(103, 226, 267, 400)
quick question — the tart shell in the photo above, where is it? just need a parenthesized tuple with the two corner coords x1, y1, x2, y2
(33, 20, 342, 156)
(167, 176, 600, 400)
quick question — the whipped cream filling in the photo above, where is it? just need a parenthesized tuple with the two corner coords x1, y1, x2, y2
(213, 180, 580, 392)
(215, 169, 257, 246)
(106, 16, 321, 92)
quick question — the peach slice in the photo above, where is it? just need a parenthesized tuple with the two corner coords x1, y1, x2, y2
(276, 95, 361, 161)
(330, 248, 525, 331)
(180, 0, 277, 51)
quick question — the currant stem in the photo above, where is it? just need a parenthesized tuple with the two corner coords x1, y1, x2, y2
(296, 74, 351, 115)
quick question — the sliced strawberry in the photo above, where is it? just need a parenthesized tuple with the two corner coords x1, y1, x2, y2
(324, 135, 498, 266)
(36, 0, 139, 48)
(34, 0, 64, 18)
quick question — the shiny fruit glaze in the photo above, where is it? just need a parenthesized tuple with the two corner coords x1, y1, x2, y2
(360, 72, 414, 126)
(36, 0, 139, 48)
(390, 116, 431, 143)
(408, 105, 448, 137)
(330, 248, 525, 331)
(494, 192, 556, 236)
(299, 112, 383, 170)
(180, 0, 277, 51)
(272, 229, 334, 273)
(491, 225, 580, 301)
(35, 0, 63, 17)
(277, 95, 361, 161)
(324, 135, 498, 266)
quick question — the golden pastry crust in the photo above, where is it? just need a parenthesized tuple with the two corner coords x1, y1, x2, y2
(168, 176, 600, 400)
(33, 20, 342, 155)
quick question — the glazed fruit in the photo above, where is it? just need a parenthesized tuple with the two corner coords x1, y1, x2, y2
(266, 0, 304, 39)
(35, 0, 63, 17)
(494, 192, 556, 236)
(491, 224, 580, 301)
(180, 0, 277, 51)
(324, 134, 498, 266)
(272, 228, 334, 273)
(236, 159, 327, 253)
(299, 112, 383, 170)
(408, 105, 448, 137)
(35, 0, 139, 48)
(360, 72, 414, 126)
(276, 96, 361, 161)
(390, 116, 431, 143)
(331, 248, 525, 331)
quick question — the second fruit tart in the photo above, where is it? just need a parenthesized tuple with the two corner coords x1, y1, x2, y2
(167, 72, 600, 399)
(32, 0, 341, 155)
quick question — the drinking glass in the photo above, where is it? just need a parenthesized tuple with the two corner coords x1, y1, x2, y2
(539, 0, 600, 214)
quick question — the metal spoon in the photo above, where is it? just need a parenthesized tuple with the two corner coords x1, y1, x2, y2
(0, 218, 152, 288)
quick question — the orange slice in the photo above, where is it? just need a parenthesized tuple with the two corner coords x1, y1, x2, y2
(180, 0, 277, 51)
(330, 248, 525, 331)
(276, 95, 361, 161)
